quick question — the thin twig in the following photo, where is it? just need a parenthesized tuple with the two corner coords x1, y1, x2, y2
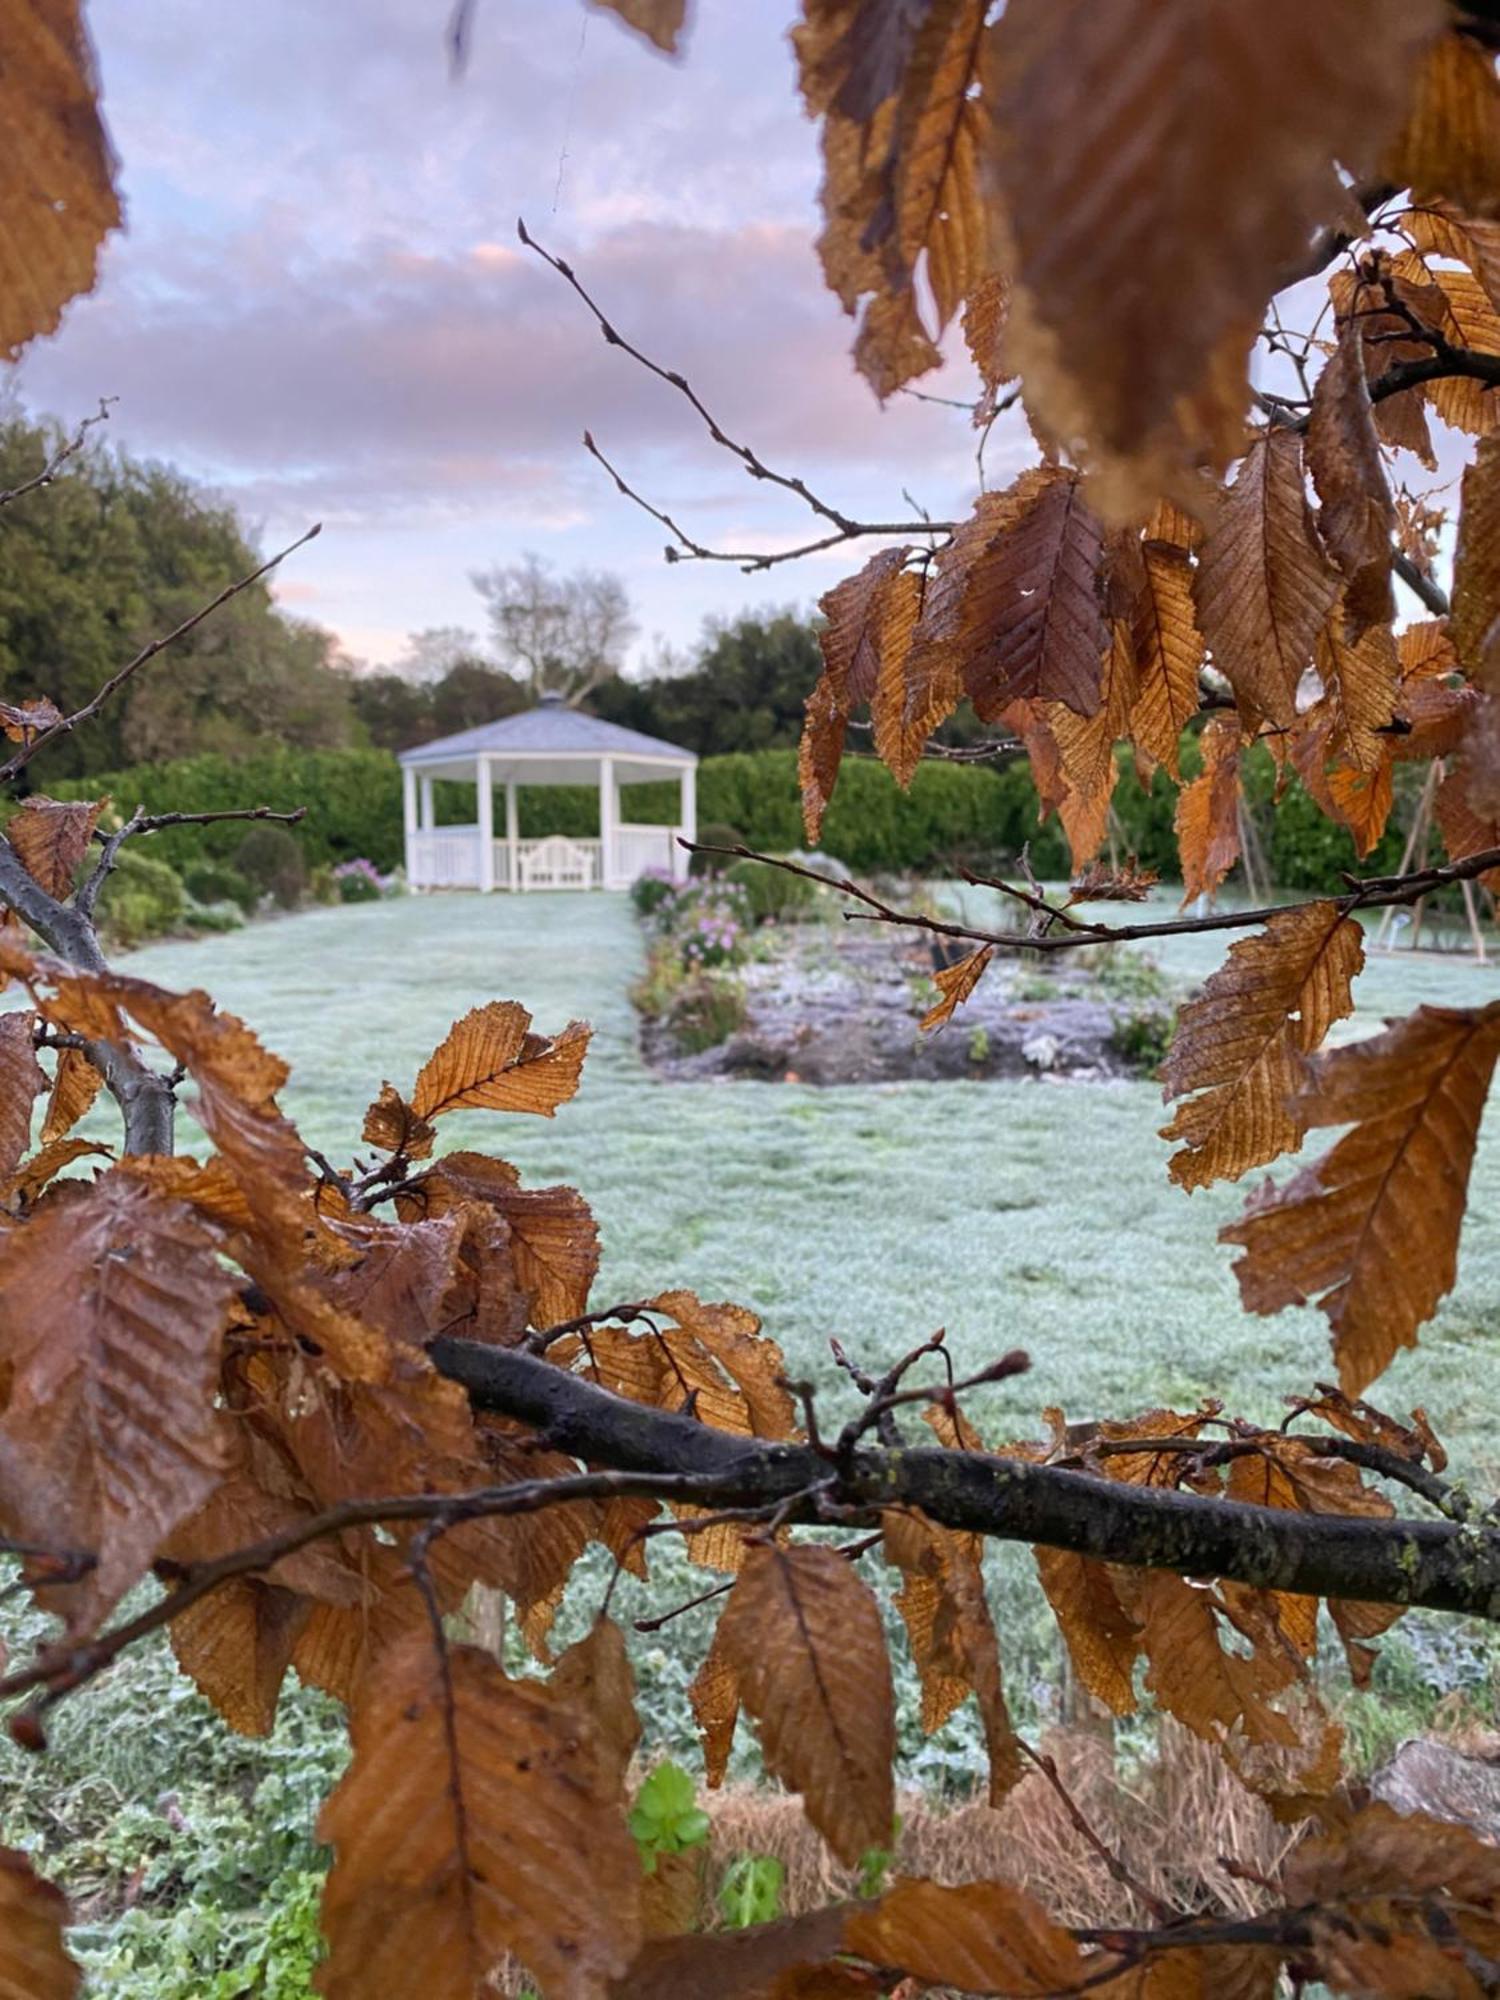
(76, 804, 309, 918)
(0, 400, 113, 510)
(1017, 1739, 1176, 1924)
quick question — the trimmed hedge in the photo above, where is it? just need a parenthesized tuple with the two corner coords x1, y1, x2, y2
(50, 737, 1420, 892)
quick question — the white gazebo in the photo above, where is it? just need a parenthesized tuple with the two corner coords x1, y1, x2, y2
(398, 693, 698, 892)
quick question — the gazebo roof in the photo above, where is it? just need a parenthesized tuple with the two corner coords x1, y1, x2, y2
(398, 693, 696, 783)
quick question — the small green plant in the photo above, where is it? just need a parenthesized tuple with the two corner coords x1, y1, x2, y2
(667, 973, 747, 1054)
(688, 821, 745, 877)
(1013, 971, 1058, 1002)
(181, 903, 243, 935)
(182, 859, 257, 916)
(718, 1853, 784, 1930)
(722, 855, 819, 925)
(628, 1760, 711, 1874)
(856, 1819, 902, 1900)
(235, 824, 307, 910)
(1110, 1005, 1175, 1076)
(95, 848, 187, 947)
(1087, 945, 1172, 1004)
(967, 1024, 991, 1065)
(630, 868, 679, 919)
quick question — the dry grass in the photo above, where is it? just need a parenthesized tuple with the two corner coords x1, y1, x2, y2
(698, 1723, 1294, 1932)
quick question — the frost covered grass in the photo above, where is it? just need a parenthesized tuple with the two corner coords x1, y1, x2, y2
(124, 886, 1500, 1468)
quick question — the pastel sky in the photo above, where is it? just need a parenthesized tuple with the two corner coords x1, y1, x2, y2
(15, 1, 1030, 670)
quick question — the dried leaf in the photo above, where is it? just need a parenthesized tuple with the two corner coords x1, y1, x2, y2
(1193, 432, 1339, 731)
(1160, 902, 1365, 1189)
(40, 1044, 102, 1145)
(0, 1010, 45, 1182)
(648, 1290, 797, 1440)
(963, 268, 1010, 412)
(0, 0, 120, 358)
(1125, 1570, 1300, 1747)
(1222, 1003, 1500, 1395)
(1306, 327, 1395, 638)
(796, 0, 990, 397)
(1453, 432, 1500, 685)
(0, 1173, 234, 1628)
(1130, 541, 1204, 779)
(1386, 31, 1500, 216)
(987, 0, 1443, 500)
(1315, 616, 1400, 773)
(0, 1846, 79, 1998)
(1175, 714, 1243, 906)
(411, 1002, 590, 1121)
(689, 1627, 740, 1787)
(803, 546, 921, 831)
(1437, 742, 1500, 891)
(549, 1617, 640, 1800)
(844, 1876, 1082, 1994)
(587, 0, 686, 52)
(920, 946, 992, 1031)
(610, 1910, 853, 2000)
(1033, 1549, 1139, 1715)
(318, 1633, 641, 2000)
(717, 1543, 894, 1865)
(3, 1133, 110, 1207)
(1406, 201, 1500, 314)
(1048, 619, 1139, 866)
(361, 1082, 435, 1161)
(0, 695, 63, 742)
(6, 796, 103, 898)
(1328, 260, 1441, 467)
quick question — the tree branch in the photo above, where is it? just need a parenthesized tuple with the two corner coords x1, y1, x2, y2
(76, 804, 308, 919)
(427, 1337, 1500, 1620)
(0, 399, 113, 510)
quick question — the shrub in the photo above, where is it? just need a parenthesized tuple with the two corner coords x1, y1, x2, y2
(95, 849, 186, 948)
(235, 825, 306, 910)
(306, 863, 340, 906)
(1110, 1005, 1176, 1077)
(676, 884, 750, 969)
(180, 904, 243, 935)
(181, 860, 256, 916)
(630, 869, 679, 920)
(332, 858, 390, 903)
(689, 822, 744, 876)
(667, 972, 747, 1053)
(722, 856, 819, 924)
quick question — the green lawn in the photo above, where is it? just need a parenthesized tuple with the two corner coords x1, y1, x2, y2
(126, 886, 1500, 1470)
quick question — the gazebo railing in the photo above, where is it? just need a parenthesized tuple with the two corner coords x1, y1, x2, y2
(407, 824, 684, 892)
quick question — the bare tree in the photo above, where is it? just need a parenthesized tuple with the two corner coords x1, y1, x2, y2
(470, 552, 636, 706)
(392, 625, 486, 684)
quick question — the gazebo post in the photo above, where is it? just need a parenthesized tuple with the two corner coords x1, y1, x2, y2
(419, 776, 434, 834)
(477, 755, 495, 893)
(504, 781, 518, 891)
(677, 762, 696, 883)
(598, 753, 616, 891)
(402, 765, 418, 888)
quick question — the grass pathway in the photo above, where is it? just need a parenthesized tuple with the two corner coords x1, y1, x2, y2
(123, 890, 1500, 1471)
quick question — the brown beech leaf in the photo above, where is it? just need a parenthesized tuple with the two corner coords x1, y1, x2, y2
(648, 1289, 797, 1440)
(1328, 260, 1441, 468)
(987, 0, 1443, 504)
(1405, 202, 1500, 314)
(717, 1543, 894, 1865)
(1306, 328, 1395, 640)
(411, 1001, 590, 1120)
(6, 796, 103, 898)
(1174, 713, 1243, 906)
(0, 1009, 45, 1182)
(40, 1043, 102, 1145)
(610, 1909, 853, 2000)
(803, 546, 921, 831)
(1453, 432, 1500, 684)
(3, 1133, 110, 1208)
(0, 1845, 79, 1998)
(1315, 616, 1399, 773)
(0, 1173, 235, 1628)
(1437, 741, 1500, 891)
(361, 1082, 435, 1161)
(0, 0, 120, 360)
(1129, 540, 1204, 779)
(1047, 620, 1139, 869)
(884, 1510, 1023, 1801)
(318, 1633, 642, 2000)
(1390, 242, 1500, 438)
(1222, 1003, 1500, 1396)
(1386, 31, 1500, 216)
(548, 1617, 640, 1801)
(1032, 1549, 1140, 1715)
(401, 1148, 596, 1335)
(1123, 1570, 1301, 1748)
(920, 946, 992, 1031)
(587, 0, 687, 52)
(1160, 902, 1365, 1190)
(844, 1876, 1083, 1994)
(795, 0, 989, 398)
(1193, 431, 1339, 731)
(689, 1626, 740, 1787)
(963, 268, 1010, 414)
